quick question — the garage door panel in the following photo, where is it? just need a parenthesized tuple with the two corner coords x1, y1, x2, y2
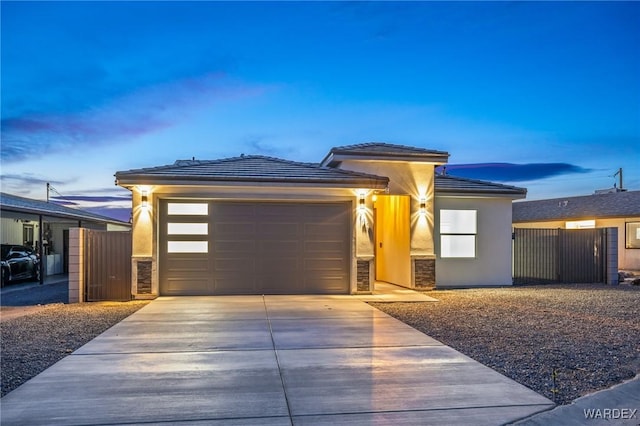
(214, 240, 256, 253)
(260, 240, 299, 254)
(165, 278, 210, 295)
(305, 258, 347, 270)
(304, 223, 345, 237)
(215, 222, 256, 238)
(215, 258, 255, 271)
(214, 276, 257, 294)
(258, 223, 300, 236)
(258, 204, 301, 217)
(161, 201, 350, 295)
(305, 240, 346, 253)
(165, 259, 209, 273)
(305, 276, 347, 292)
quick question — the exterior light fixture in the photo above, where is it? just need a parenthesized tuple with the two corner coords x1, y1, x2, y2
(141, 190, 149, 208)
(419, 197, 427, 215)
(358, 192, 366, 212)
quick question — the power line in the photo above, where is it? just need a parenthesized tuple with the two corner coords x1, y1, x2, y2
(46, 183, 72, 204)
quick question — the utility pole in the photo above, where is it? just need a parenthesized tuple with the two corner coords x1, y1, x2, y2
(46, 182, 50, 202)
(613, 168, 623, 191)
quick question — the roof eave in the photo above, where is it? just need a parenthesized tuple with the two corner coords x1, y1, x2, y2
(0, 205, 129, 226)
(116, 175, 389, 190)
(436, 189, 527, 199)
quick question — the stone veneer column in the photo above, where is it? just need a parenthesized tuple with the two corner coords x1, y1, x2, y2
(356, 259, 373, 293)
(132, 257, 156, 299)
(412, 256, 436, 290)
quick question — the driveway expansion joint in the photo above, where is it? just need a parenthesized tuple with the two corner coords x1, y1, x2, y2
(263, 294, 295, 422)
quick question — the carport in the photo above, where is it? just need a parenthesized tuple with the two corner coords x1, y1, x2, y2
(0, 193, 130, 283)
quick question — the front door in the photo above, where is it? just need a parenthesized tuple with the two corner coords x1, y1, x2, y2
(375, 195, 411, 287)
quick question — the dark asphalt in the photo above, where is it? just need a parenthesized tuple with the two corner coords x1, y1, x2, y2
(0, 280, 68, 306)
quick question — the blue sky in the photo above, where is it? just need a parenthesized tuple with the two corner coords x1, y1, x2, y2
(1, 1, 639, 221)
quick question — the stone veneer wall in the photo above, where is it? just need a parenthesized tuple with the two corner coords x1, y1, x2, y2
(357, 260, 371, 292)
(414, 258, 436, 289)
(136, 260, 152, 294)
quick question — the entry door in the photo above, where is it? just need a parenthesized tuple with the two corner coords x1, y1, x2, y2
(375, 195, 411, 287)
(160, 200, 351, 295)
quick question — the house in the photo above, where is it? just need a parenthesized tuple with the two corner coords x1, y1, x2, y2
(115, 143, 526, 297)
(0, 192, 131, 277)
(512, 190, 640, 271)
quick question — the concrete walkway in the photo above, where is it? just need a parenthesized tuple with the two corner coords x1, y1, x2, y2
(1, 295, 553, 425)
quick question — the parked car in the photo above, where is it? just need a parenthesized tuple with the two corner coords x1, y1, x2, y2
(1, 244, 40, 287)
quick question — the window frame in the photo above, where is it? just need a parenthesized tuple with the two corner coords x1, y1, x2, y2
(439, 209, 477, 259)
(626, 221, 640, 249)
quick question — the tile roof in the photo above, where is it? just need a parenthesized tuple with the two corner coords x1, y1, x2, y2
(0, 192, 130, 225)
(321, 142, 449, 166)
(116, 155, 389, 188)
(513, 190, 640, 222)
(435, 175, 527, 198)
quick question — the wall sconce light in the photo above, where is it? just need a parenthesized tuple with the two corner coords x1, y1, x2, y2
(358, 192, 366, 212)
(419, 196, 427, 215)
(141, 190, 148, 208)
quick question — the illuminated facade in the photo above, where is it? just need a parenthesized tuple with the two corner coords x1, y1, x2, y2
(116, 143, 526, 297)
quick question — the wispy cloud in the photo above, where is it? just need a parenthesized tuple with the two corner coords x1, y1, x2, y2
(1, 73, 269, 162)
(1, 173, 68, 187)
(50, 195, 130, 206)
(50, 193, 132, 222)
(437, 163, 593, 182)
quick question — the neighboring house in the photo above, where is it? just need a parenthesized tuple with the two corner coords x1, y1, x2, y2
(0, 192, 131, 276)
(512, 190, 640, 271)
(115, 143, 526, 297)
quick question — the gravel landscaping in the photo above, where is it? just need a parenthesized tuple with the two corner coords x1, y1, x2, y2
(1, 301, 149, 397)
(371, 283, 640, 405)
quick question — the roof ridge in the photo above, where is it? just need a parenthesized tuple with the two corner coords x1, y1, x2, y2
(331, 142, 449, 154)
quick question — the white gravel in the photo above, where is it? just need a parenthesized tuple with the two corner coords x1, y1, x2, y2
(371, 283, 640, 405)
(1, 301, 149, 397)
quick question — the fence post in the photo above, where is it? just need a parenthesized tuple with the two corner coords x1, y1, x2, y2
(68, 227, 86, 303)
(606, 227, 618, 285)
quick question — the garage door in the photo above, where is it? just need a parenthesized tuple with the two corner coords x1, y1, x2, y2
(160, 200, 351, 295)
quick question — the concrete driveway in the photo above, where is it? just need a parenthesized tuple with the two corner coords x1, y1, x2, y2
(1, 295, 553, 425)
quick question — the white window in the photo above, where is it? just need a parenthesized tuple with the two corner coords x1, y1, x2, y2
(440, 209, 477, 258)
(167, 203, 208, 215)
(167, 223, 208, 235)
(167, 241, 208, 253)
(626, 222, 640, 249)
(566, 219, 595, 229)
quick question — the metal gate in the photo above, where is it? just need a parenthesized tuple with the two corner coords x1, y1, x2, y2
(513, 228, 608, 285)
(85, 230, 132, 301)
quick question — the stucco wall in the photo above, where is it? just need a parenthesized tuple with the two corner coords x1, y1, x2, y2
(514, 217, 640, 270)
(335, 160, 436, 256)
(435, 196, 514, 287)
